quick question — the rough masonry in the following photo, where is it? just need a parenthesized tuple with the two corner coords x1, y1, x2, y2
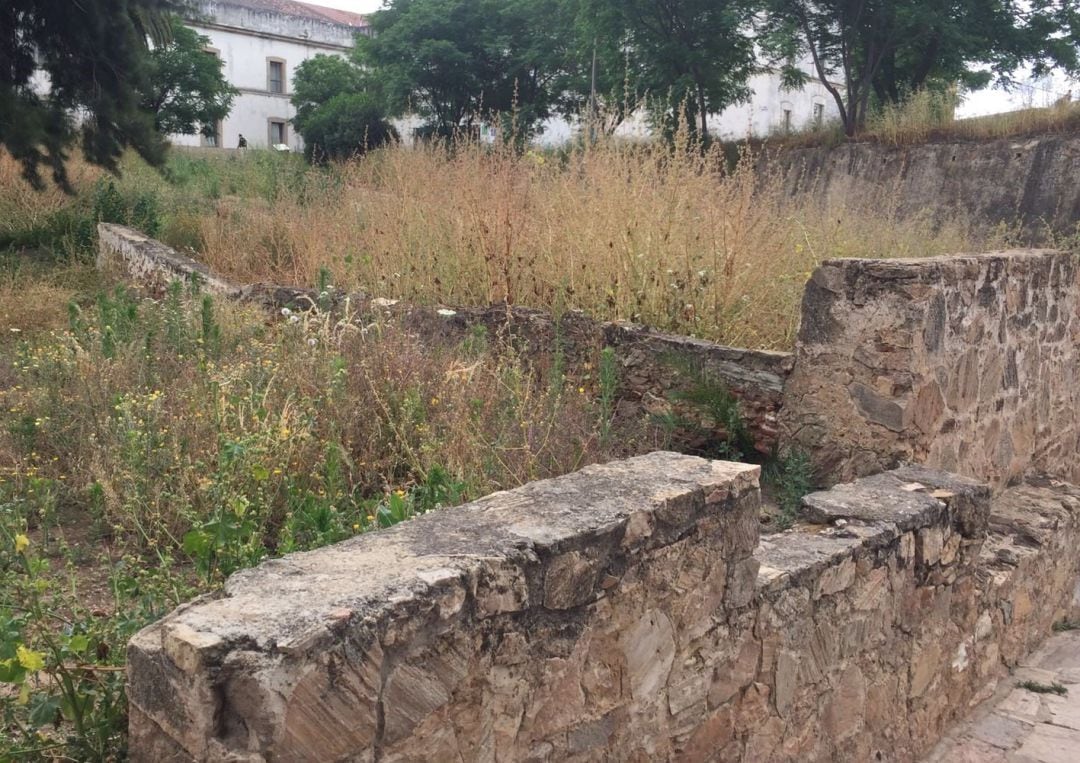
(781, 251, 1080, 487)
(127, 454, 1080, 761)
(774, 133, 1080, 240)
(107, 226, 1080, 761)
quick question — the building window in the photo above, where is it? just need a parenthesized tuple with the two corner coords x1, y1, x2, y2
(814, 102, 825, 126)
(267, 59, 285, 94)
(783, 108, 793, 133)
(269, 119, 287, 146)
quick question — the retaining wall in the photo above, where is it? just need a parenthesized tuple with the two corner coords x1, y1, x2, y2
(774, 133, 1080, 239)
(781, 251, 1080, 487)
(127, 454, 1080, 761)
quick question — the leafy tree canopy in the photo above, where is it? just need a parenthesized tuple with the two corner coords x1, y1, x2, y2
(291, 54, 369, 130)
(291, 55, 397, 161)
(355, 0, 570, 138)
(761, 0, 1080, 136)
(142, 16, 236, 138)
(295, 92, 399, 162)
(575, 0, 759, 139)
(1, 0, 188, 189)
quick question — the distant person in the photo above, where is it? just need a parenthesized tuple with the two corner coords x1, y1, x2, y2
(238, 133, 248, 150)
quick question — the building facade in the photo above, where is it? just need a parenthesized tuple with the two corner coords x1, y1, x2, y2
(171, 0, 367, 151)
(536, 67, 840, 146)
(175, 0, 838, 150)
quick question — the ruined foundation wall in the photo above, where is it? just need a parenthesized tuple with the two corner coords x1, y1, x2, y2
(126, 454, 1080, 762)
(780, 250, 1080, 487)
(98, 223, 792, 454)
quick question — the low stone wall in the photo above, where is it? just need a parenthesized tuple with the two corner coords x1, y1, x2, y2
(128, 453, 763, 760)
(126, 453, 1080, 761)
(780, 250, 1080, 487)
(97, 223, 793, 455)
(96, 224, 241, 298)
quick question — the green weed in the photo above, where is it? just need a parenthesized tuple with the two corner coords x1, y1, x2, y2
(765, 449, 815, 530)
(1018, 680, 1068, 696)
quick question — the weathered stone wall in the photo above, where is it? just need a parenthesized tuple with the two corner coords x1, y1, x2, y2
(96, 224, 241, 298)
(128, 453, 763, 760)
(773, 133, 1080, 240)
(780, 250, 1080, 487)
(126, 453, 1080, 761)
(98, 223, 793, 455)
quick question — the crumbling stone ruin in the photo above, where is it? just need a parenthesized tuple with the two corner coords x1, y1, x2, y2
(100, 225, 1080, 761)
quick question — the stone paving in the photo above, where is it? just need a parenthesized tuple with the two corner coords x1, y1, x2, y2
(927, 629, 1080, 762)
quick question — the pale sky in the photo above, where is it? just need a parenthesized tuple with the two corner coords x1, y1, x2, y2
(303, 0, 1075, 118)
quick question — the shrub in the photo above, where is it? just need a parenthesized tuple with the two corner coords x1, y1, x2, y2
(296, 93, 398, 163)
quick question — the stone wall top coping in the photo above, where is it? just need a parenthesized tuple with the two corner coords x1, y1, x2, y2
(97, 223, 242, 297)
(800, 466, 988, 533)
(821, 249, 1063, 268)
(756, 466, 988, 596)
(131, 452, 758, 660)
(603, 321, 794, 365)
(811, 249, 1067, 295)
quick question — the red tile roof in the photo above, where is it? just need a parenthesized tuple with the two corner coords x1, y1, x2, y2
(220, 0, 368, 29)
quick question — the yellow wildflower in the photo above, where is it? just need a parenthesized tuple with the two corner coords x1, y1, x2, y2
(16, 645, 44, 672)
(14, 534, 29, 554)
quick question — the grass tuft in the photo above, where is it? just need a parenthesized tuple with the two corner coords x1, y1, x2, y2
(1018, 680, 1069, 696)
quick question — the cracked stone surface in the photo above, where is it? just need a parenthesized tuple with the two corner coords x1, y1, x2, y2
(926, 630, 1080, 763)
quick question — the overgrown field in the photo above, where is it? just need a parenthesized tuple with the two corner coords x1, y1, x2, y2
(0, 129, 1046, 757)
(2, 137, 1017, 351)
(0, 256, 659, 758)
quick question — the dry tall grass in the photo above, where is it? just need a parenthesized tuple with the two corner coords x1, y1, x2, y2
(0, 153, 100, 240)
(195, 139, 1008, 350)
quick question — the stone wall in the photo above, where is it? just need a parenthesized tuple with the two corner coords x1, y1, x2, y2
(96, 224, 241, 298)
(773, 133, 1080, 240)
(127, 453, 1080, 761)
(97, 223, 792, 455)
(780, 250, 1080, 487)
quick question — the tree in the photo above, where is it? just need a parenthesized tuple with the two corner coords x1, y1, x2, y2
(762, 0, 1080, 137)
(141, 16, 236, 138)
(295, 93, 399, 162)
(573, 0, 759, 140)
(355, 0, 569, 139)
(0, 0, 185, 189)
(291, 55, 397, 161)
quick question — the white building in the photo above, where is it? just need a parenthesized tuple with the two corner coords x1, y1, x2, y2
(175, 0, 837, 150)
(706, 68, 838, 140)
(172, 0, 368, 151)
(536, 67, 840, 146)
